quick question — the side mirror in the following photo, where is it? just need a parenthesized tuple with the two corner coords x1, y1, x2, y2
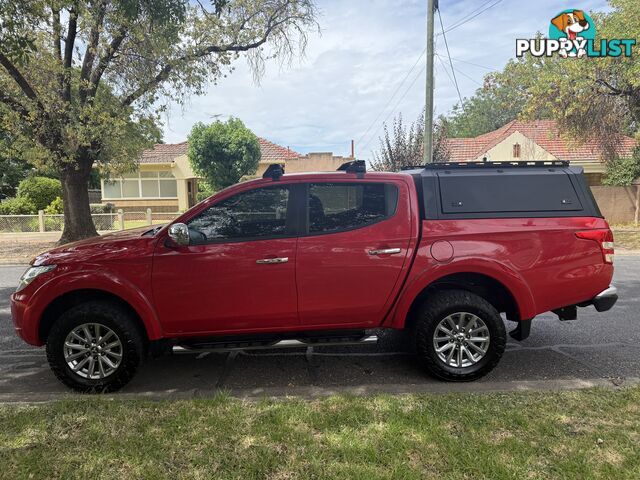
(168, 223, 190, 246)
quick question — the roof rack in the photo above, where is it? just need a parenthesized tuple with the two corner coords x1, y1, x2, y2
(422, 160, 570, 169)
(337, 159, 366, 175)
(263, 163, 285, 180)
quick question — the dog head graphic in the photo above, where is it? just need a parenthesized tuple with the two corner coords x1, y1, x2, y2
(551, 10, 590, 41)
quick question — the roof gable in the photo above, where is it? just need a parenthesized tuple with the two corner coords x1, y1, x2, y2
(446, 120, 636, 162)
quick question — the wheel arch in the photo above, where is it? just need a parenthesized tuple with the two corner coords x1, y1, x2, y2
(37, 287, 160, 344)
(387, 263, 536, 331)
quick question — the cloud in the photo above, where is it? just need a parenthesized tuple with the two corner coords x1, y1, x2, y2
(162, 0, 611, 158)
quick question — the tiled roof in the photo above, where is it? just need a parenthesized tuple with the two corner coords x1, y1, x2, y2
(258, 138, 300, 162)
(446, 120, 636, 162)
(139, 142, 188, 164)
(138, 138, 299, 164)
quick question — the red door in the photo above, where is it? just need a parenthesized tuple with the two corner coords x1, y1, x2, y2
(152, 184, 299, 335)
(296, 180, 413, 327)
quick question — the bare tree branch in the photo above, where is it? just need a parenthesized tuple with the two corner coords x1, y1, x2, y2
(79, 0, 107, 102)
(52, 7, 62, 62)
(62, 7, 78, 101)
(595, 78, 636, 97)
(120, 10, 299, 107)
(85, 27, 127, 101)
(0, 90, 30, 119)
(0, 51, 42, 107)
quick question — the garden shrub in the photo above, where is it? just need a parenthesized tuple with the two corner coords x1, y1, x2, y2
(44, 196, 64, 214)
(17, 176, 63, 210)
(0, 196, 37, 215)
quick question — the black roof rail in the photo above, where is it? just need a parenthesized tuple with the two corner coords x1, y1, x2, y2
(337, 159, 366, 175)
(422, 160, 570, 169)
(263, 163, 285, 180)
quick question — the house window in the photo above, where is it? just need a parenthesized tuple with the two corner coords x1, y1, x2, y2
(513, 143, 521, 158)
(102, 171, 178, 199)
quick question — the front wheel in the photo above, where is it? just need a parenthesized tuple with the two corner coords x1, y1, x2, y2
(46, 301, 144, 393)
(415, 290, 506, 381)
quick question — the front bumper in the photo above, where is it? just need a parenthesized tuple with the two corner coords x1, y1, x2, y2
(591, 285, 618, 312)
(10, 291, 41, 346)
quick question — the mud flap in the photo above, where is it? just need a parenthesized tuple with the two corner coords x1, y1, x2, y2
(509, 318, 531, 341)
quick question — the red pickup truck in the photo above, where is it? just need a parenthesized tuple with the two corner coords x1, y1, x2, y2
(11, 160, 617, 392)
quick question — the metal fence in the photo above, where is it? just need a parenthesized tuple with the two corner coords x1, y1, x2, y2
(0, 209, 180, 233)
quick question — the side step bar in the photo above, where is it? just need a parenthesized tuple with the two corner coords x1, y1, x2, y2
(172, 335, 378, 354)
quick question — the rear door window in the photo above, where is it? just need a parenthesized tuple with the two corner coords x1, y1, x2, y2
(306, 183, 398, 234)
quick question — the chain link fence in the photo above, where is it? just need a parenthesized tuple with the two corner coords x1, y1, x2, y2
(0, 214, 40, 233)
(0, 210, 180, 233)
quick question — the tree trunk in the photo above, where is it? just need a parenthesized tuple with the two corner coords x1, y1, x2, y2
(59, 166, 98, 244)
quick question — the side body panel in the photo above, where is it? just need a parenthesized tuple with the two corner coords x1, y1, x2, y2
(385, 217, 614, 328)
(151, 238, 299, 334)
(296, 177, 419, 327)
(11, 236, 161, 346)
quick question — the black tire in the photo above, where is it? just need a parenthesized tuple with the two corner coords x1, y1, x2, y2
(46, 301, 145, 393)
(415, 290, 506, 381)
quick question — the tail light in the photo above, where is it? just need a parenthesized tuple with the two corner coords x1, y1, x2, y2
(575, 229, 615, 264)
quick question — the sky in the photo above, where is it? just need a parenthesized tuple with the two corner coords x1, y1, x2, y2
(162, 0, 610, 158)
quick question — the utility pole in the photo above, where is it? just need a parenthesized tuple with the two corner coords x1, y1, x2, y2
(423, 0, 437, 164)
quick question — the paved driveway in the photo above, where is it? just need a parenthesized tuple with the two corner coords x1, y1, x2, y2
(1, 258, 638, 401)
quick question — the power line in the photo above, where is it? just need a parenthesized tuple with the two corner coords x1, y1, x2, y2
(449, 64, 484, 87)
(355, 47, 427, 149)
(438, 0, 495, 32)
(447, 56, 496, 71)
(359, 0, 504, 157)
(435, 54, 456, 91)
(437, 0, 505, 37)
(437, 9, 464, 111)
(360, 63, 426, 155)
(435, 53, 485, 87)
(360, 34, 440, 155)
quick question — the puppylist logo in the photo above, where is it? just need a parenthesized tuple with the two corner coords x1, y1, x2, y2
(516, 8, 635, 58)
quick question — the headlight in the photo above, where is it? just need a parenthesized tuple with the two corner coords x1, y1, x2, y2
(16, 265, 56, 293)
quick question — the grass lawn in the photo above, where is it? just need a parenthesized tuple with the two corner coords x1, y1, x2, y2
(1, 387, 639, 479)
(614, 230, 640, 251)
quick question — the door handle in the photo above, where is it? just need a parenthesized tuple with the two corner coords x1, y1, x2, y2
(256, 257, 289, 264)
(368, 248, 401, 256)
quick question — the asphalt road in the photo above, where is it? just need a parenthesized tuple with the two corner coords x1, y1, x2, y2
(1, 258, 638, 401)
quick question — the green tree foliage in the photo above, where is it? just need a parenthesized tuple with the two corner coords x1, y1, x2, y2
(0, 196, 36, 214)
(17, 176, 62, 211)
(196, 181, 216, 202)
(603, 148, 640, 185)
(522, 0, 640, 160)
(188, 118, 261, 190)
(446, 58, 542, 137)
(44, 196, 64, 214)
(444, 0, 639, 181)
(0, 157, 31, 199)
(0, 0, 318, 242)
(371, 110, 450, 171)
(0, 128, 32, 198)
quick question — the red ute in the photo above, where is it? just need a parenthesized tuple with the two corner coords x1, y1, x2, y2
(11, 160, 617, 392)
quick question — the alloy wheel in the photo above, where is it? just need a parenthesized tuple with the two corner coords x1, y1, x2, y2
(432, 312, 490, 368)
(63, 323, 123, 379)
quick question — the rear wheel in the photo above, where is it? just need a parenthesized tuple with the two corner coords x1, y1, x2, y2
(46, 301, 144, 393)
(415, 290, 506, 381)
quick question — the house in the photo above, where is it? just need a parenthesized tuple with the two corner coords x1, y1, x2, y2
(101, 138, 351, 211)
(445, 120, 636, 185)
